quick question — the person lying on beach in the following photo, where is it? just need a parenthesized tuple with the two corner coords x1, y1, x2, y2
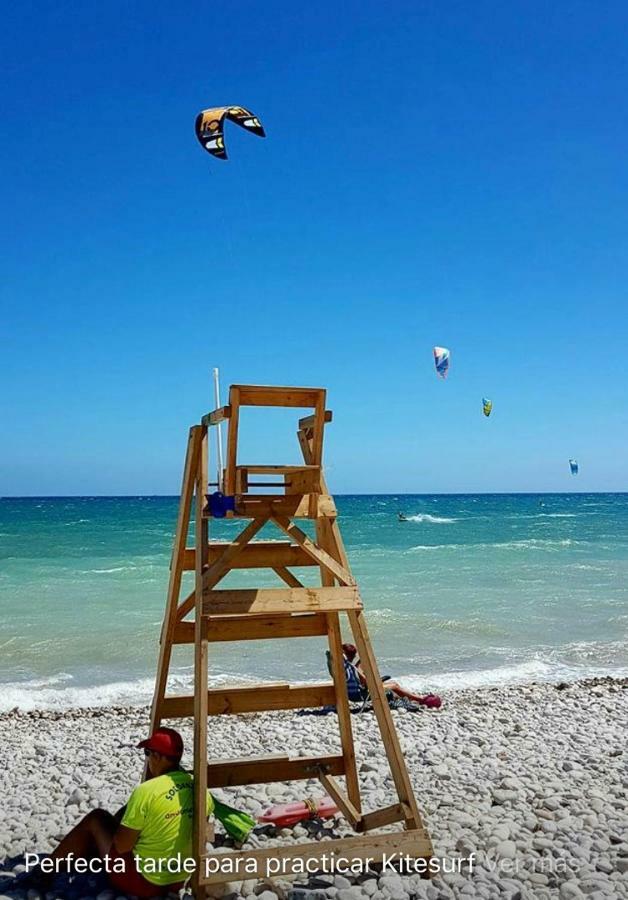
(20, 727, 254, 899)
(341, 643, 442, 709)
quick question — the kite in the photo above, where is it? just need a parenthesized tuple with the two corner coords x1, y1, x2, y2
(433, 346, 450, 379)
(482, 398, 492, 417)
(569, 459, 579, 475)
(195, 106, 265, 160)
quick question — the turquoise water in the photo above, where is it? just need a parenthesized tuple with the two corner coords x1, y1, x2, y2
(1, 494, 627, 710)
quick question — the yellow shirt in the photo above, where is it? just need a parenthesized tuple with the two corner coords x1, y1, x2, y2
(121, 770, 213, 886)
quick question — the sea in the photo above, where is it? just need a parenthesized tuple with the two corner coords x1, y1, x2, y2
(1, 494, 627, 711)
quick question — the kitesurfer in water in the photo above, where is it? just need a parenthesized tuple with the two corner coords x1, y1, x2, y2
(398, 512, 407, 522)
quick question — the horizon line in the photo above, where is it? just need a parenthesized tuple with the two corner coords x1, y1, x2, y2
(1, 491, 625, 500)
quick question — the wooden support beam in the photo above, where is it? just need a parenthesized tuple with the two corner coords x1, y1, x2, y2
(349, 609, 426, 834)
(201, 405, 231, 427)
(200, 518, 268, 592)
(325, 609, 361, 814)
(356, 803, 410, 833)
(203, 586, 362, 616)
(207, 753, 344, 788)
(271, 515, 355, 586)
(310, 388, 326, 467)
(224, 386, 240, 496)
(193, 431, 209, 900)
(299, 410, 332, 430)
(177, 518, 268, 620)
(272, 566, 304, 588)
(319, 772, 361, 826)
(182, 542, 317, 571)
(200, 830, 432, 885)
(160, 682, 336, 718)
(148, 426, 202, 743)
(172, 613, 329, 643)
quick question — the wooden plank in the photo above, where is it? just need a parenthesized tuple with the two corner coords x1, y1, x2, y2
(201, 405, 231, 427)
(272, 566, 304, 588)
(272, 515, 355, 586)
(182, 542, 317, 571)
(148, 426, 202, 742)
(319, 772, 361, 826)
(206, 753, 345, 788)
(200, 830, 432, 885)
(299, 410, 332, 430)
(203, 586, 362, 616)
(172, 613, 329, 643)
(236, 385, 325, 408)
(160, 682, 336, 718)
(356, 803, 409, 833)
(234, 493, 337, 519)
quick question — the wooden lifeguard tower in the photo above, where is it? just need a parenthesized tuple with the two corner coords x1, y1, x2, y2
(148, 384, 432, 896)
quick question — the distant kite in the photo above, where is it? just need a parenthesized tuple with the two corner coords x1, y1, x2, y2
(569, 459, 579, 475)
(433, 347, 450, 379)
(482, 398, 492, 417)
(195, 105, 265, 160)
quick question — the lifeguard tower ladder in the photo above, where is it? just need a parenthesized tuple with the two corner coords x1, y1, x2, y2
(148, 384, 433, 896)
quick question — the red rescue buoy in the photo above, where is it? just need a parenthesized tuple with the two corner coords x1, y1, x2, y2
(258, 797, 339, 827)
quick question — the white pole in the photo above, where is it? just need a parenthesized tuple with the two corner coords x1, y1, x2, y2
(213, 368, 224, 492)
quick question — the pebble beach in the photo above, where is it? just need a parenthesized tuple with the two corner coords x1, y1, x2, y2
(1, 677, 627, 900)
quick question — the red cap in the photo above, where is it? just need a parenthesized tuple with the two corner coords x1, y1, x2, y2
(342, 643, 358, 660)
(137, 727, 184, 759)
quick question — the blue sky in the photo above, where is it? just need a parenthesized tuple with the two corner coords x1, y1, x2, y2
(2, 0, 627, 494)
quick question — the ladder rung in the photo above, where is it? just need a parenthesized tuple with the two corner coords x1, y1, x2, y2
(172, 612, 329, 643)
(356, 802, 410, 833)
(206, 753, 344, 788)
(202, 586, 362, 616)
(182, 542, 318, 571)
(200, 830, 432, 885)
(160, 682, 336, 718)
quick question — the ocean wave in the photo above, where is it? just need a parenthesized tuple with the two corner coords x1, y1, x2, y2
(0, 670, 265, 713)
(507, 513, 578, 519)
(400, 656, 628, 693)
(409, 539, 581, 552)
(405, 514, 457, 524)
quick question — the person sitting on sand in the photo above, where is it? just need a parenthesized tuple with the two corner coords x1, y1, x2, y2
(21, 727, 254, 898)
(341, 643, 442, 709)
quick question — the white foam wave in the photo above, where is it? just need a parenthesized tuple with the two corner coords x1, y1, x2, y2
(409, 539, 580, 552)
(508, 513, 578, 519)
(400, 657, 628, 693)
(405, 514, 457, 524)
(0, 670, 268, 712)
